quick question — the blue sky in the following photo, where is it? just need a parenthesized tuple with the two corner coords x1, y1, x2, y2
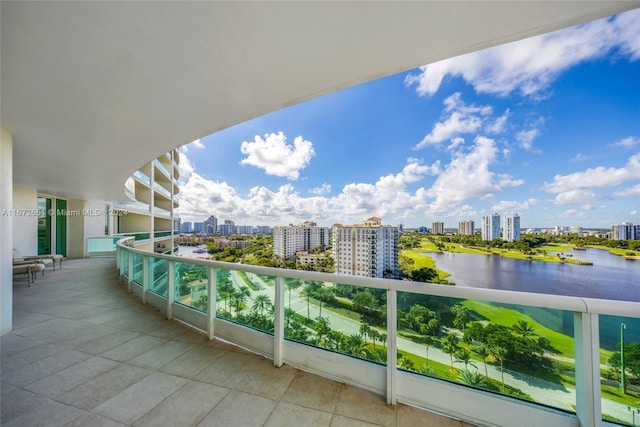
(177, 9, 640, 229)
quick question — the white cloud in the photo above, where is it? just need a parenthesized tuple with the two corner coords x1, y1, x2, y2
(486, 109, 510, 134)
(310, 183, 331, 195)
(240, 132, 315, 180)
(177, 154, 438, 225)
(615, 184, 640, 197)
(424, 136, 523, 215)
(542, 153, 640, 195)
(570, 153, 591, 162)
(190, 138, 204, 149)
(405, 9, 640, 98)
(552, 189, 597, 205)
(612, 136, 640, 148)
(415, 93, 491, 149)
(491, 198, 539, 213)
(516, 128, 540, 151)
(177, 146, 195, 179)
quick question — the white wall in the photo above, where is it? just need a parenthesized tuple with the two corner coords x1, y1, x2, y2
(1, 126, 13, 334)
(12, 185, 38, 256)
(66, 199, 85, 259)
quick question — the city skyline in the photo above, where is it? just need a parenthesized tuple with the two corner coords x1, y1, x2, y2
(176, 9, 640, 229)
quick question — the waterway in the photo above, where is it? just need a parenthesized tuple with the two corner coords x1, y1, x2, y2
(430, 248, 639, 302)
(429, 248, 640, 347)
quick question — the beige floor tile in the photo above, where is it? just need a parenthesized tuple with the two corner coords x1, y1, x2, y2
(331, 415, 383, 427)
(234, 359, 297, 400)
(2, 398, 85, 427)
(65, 411, 128, 427)
(99, 335, 166, 361)
(281, 371, 343, 412)
(264, 401, 333, 427)
(73, 328, 140, 355)
(128, 340, 192, 370)
(197, 351, 260, 388)
(1, 349, 90, 387)
(1, 341, 61, 372)
(0, 382, 51, 423)
(196, 390, 276, 427)
(57, 364, 151, 410)
(24, 356, 118, 398)
(397, 404, 466, 427)
(92, 372, 188, 424)
(134, 380, 229, 427)
(160, 345, 225, 378)
(335, 386, 397, 427)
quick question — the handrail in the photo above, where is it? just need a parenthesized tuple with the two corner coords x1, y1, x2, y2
(116, 238, 637, 317)
(115, 237, 640, 427)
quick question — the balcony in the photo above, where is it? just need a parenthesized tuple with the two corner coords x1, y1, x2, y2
(2, 257, 475, 427)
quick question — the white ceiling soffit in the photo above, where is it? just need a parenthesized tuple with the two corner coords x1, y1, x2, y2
(2, 1, 638, 201)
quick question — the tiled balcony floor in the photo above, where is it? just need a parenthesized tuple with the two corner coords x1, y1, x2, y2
(2, 257, 476, 427)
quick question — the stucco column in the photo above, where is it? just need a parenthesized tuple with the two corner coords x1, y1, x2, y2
(1, 126, 14, 335)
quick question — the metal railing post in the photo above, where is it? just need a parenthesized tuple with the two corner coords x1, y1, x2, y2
(386, 287, 397, 405)
(167, 260, 175, 319)
(574, 311, 601, 427)
(207, 267, 217, 340)
(274, 276, 285, 367)
(127, 250, 134, 292)
(141, 255, 150, 304)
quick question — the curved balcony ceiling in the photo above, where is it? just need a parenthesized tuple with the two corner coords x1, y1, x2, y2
(2, 2, 638, 200)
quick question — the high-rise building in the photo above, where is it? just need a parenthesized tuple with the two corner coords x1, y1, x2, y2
(611, 222, 640, 240)
(332, 217, 399, 279)
(217, 223, 235, 235)
(273, 221, 329, 259)
(204, 215, 217, 234)
(193, 222, 204, 233)
(431, 222, 444, 235)
(255, 225, 272, 234)
(503, 214, 521, 242)
(458, 220, 475, 236)
(482, 213, 501, 241)
(181, 221, 192, 234)
(236, 225, 255, 235)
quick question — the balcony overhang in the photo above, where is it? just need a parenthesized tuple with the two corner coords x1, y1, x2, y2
(2, 1, 638, 200)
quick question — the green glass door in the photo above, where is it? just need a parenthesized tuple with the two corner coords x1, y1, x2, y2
(37, 197, 51, 255)
(55, 199, 67, 257)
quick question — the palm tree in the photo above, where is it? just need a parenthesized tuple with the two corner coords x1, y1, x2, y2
(475, 345, 491, 378)
(284, 278, 301, 309)
(490, 346, 508, 392)
(398, 354, 414, 370)
(345, 333, 366, 357)
(316, 286, 334, 318)
(327, 330, 344, 351)
(450, 304, 469, 332)
(441, 333, 459, 370)
(454, 348, 477, 371)
(314, 316, 331, 346)
(459, 369, 487, 387)
(513, 320, 535, 338)
(251, 294, 273, 317)
(369, 329, 380, 350)
(359, 322, 371, 344)
(378, 332, 387, 350)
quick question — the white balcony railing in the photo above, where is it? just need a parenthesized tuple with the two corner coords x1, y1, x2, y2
(116, 237, 639, 427)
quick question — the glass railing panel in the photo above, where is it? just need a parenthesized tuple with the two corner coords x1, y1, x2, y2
(283, 281, 387, 365)
(153, 181, 171, 198)
(154, 230, 172, 239)
(153, 206, 171, 218)
(122, 250, 129, 278)
(114, 200, 150, 214)
(174, 262, 209, 313)
(599, 314, 640, 425)
(216, 269, 275, 334)
(86, 237, 119, 254)
(133, 170, 151, 185)
(150, 258, 168, 297)
(132, 253, 143, 285)
(154, 159, 171, 178)
(396, 292, 576, 412)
